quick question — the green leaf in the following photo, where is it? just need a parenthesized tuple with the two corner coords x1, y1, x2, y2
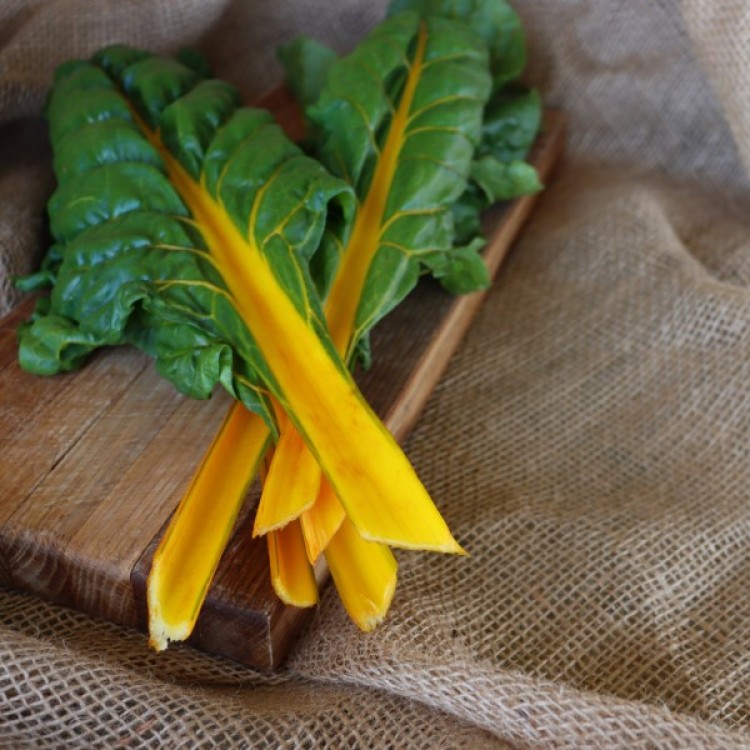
(278, 37, 338, 109)
(450, 184, 484, 245)
(450, 85, 542, 241)
(307, 12, 492, 359)
(423, 236, 489, 294)
(387, 0, 527, 88)
(277, 10, 541, 278)
(479, 85, 542, 162)
(19, 45, 354, 430)
(471, 155, 542, 202)
(13, 244, 64, 292)
(18, 314, 103, 375)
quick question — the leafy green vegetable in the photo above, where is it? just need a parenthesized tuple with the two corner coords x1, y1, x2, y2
(280, 2, 542, 268)
(387, 0, 527, 88)
(20, 39, 465, 557)
(251, 10, 496, 538)
(277, 37, 338, 110)
(306, 12, 493, 359)
(19, 46, 353, 430)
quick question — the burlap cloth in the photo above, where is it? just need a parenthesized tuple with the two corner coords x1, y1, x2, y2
(3, 0, 750, 747)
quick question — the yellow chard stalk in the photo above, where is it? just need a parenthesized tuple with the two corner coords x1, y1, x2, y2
(153, 12, 493, 633)
(299, 480, 346, 564)
(325, 519, 398, 632)
(31, 38, 466, 648)
(268, 519, 319, 608)
(136, 61, 460, 642)
(148, 402, 269, 650)
(256, 13, 491, 621)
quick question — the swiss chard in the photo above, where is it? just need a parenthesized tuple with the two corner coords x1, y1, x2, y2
(19, 36, 468, 645)
(163, 4, 541, 634)
(255, 11, 498, 626)
(19, 0, 543, 646)
(280, 0, 542, 253)
(255, 12, 494, 548)
(254, 1, 542, 633)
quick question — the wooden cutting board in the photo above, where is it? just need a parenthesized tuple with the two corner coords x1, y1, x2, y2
(0, 90, 564, 670)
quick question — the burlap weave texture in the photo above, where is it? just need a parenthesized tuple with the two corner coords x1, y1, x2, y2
(3, 0, 750, 747)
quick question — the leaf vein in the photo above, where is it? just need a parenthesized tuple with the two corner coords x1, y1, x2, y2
(407, 94, 485, 125)
(337, 95, 381, 156)
(421, 50, 485, 71)
(405, 124, 477, 148)
(350, 58, 397, 115)
(397, 153, 465, 180)
(378, 240, 446, 258)
(379, 207, 443, 236)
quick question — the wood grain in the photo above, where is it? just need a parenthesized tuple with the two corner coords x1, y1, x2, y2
(0, 99, 564, 670)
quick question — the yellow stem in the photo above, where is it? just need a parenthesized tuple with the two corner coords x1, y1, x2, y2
(325, 517, 398, 631)
(300, 479, 346, 563)
(325, 22, 428, 358)
(253, 410, 321, 535)
(260, 24, 460, 553)
(136, 102, 460, 553)
(268, 519, 319, 607)
(148, 402, 269, 651)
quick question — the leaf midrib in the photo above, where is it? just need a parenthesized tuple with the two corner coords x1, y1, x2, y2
(324, 21, 429, 362)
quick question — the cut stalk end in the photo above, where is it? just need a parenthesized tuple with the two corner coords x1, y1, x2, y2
(268, 520, 319, 608)
(253, 423, 322, 537)
(300, 479, 346, 563)
(146, 402, 270, 650)
(326, 518, 398, 631)
(147, 571, 193, 651)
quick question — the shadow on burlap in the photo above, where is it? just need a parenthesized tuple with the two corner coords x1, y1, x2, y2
(3, 0, 750, 747)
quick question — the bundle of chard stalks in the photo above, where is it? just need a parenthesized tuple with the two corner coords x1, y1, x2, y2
(17, 0, 541, 649)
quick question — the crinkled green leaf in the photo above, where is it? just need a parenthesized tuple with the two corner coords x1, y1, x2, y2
(450, 184, 484, 245)
(451, 85, 542, 241)
(21, 43, 464, 560)
(387, 0, 527, 88)
(478, 85, 542, 162)
(19, 45, 354, 429)
(471, 155, 542, 202)
(277, 37, 338, 109)
(18, 314, 103, 375)
(306, 12, 492, 358)
(423, 236, 489, 295)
